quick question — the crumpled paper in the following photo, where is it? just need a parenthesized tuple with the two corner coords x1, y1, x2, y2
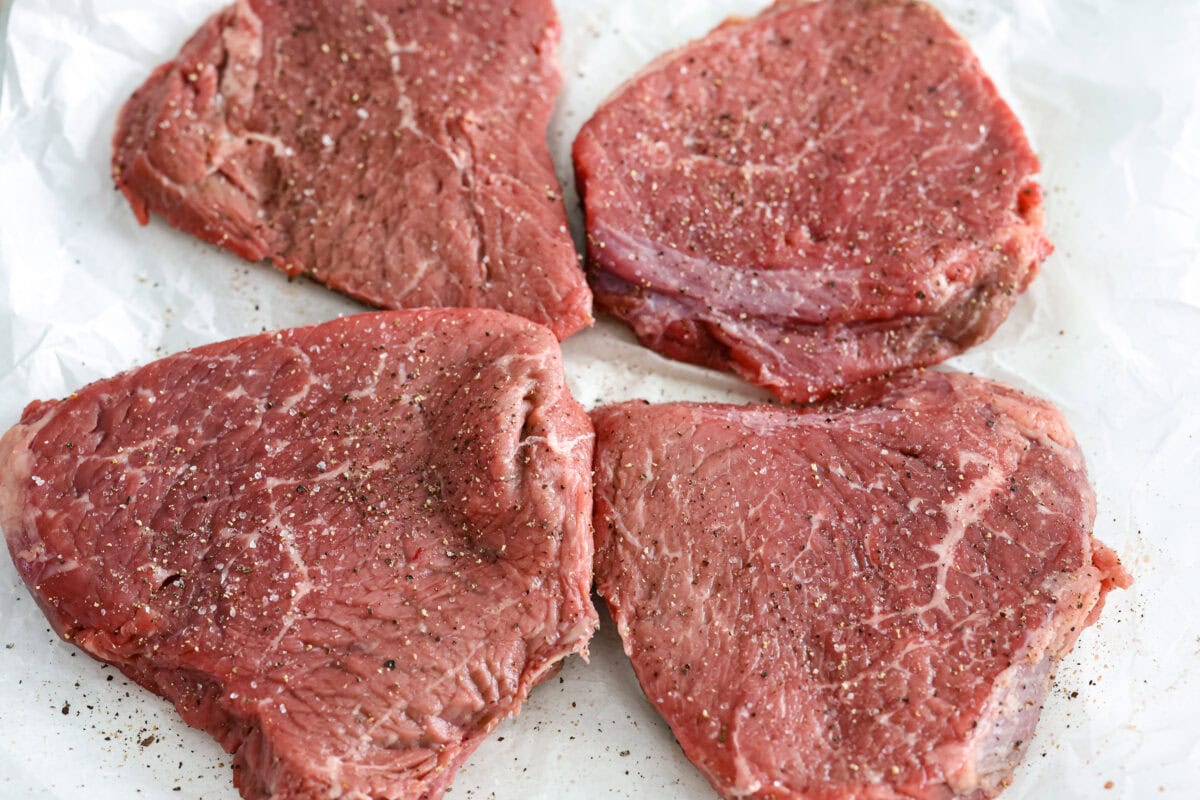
(1, 1, 1197, 797)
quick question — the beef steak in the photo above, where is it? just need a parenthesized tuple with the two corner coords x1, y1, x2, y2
(574, 0, 1052, 400)
(0, 310, 597, 799)
(113, 0, 591, 340)
(591, 371, 1129, 799)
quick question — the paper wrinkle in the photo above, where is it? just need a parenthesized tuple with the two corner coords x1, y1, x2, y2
(1, 1, 1199, 798)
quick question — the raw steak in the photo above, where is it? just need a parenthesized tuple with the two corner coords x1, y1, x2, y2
(0, 310, 597, 800)
(592, 371, 1129, 799)
(574, 0, 1052, 400)
(113, 0, 591, 340)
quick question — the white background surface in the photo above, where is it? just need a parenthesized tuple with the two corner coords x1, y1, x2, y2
(1, 1, 1198, 797)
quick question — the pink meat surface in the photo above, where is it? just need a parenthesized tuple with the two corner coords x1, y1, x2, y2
(575, 0, 1052, 400)
(592, 371, 1129, 799)
(114, 0, 591, 339)
(0, 310, 597, 799)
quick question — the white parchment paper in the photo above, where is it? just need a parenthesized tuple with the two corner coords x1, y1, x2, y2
(1, 1, 1198, 797)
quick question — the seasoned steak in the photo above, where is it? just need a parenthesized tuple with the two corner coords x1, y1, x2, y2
(114, 0, 591, 340)
(592, 372, 1129, 799)
(574, 0, 1052, 400)
(0, 310, 597, 800)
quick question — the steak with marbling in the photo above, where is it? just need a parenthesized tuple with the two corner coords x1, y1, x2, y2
(591, 371, 1128, 799)
(0, 310, 597, 800)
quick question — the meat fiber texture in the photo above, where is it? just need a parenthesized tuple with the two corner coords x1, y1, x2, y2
(112, 0, 592, 340)
(0, 310, 598, 800)
(574, 0, 1052, 401)
(592, 371, 1130, 800)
